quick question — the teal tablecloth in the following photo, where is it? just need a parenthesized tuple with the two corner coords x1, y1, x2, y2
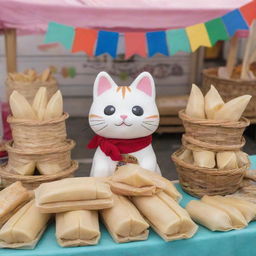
(1, 156, 256, 256)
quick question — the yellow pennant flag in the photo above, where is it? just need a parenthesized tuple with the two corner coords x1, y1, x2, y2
(186, 23, 211, 52)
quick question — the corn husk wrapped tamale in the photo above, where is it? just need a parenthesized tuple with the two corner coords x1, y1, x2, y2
(214, 95, 252, 121)
(204, 85, 224, 119)
(178, 149, 194, 164)
(32, 87, 48, 121)
(110, 164, 182, 201)
(101, 194, 149, 243)
(201, 195, 247, 229)
(215, 196, 256, 223)
(236, 151, 249, 168)
(193, 150, 215, 168)
(35, 177, 113, 213)
(0, 181, 30, 227)
(12, 161, 36, 176)
(132, 192, 197, 241)
(185, 200, 233, 231)
(56, 210, 100, 247)
(44, 90, 63, 120)
(216, 152, 238, 169)
(9, 91, 37, 120)
(185, 84, 205, 119)
(0, 200, 50, 249)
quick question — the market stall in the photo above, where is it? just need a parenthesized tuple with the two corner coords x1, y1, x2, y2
(0, 1, 256, 255)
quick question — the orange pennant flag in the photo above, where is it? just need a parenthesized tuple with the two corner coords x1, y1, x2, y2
(72, 28, 97, 56)
(125, 32, 147, 59)
(240, 0, 256, 26)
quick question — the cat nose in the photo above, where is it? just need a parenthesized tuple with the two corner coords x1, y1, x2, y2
(120, 115, 128, 120)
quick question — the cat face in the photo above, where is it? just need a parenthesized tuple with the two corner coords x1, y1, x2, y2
(89, 71, 159, 139)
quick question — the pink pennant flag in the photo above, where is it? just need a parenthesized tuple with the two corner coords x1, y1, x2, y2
(125, 32, 147, 59)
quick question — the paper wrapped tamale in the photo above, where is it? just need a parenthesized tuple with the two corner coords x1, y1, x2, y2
(215, 196, 256, 223)
(101, 194, 149, 243)
(204, 85, 224, 119)
(193, 150, 215, 168)
(56, 210, 100, 247)
(185, 200, 233, 231)
(132, 192, 197, 241)
(35, 177, 113, 213)
(214, 95, 251, 121)
(0, 181, 30, 227)
(216, 152, 238, 169)
(110, 164, 182, 201)
(201, 195, 247, 229)
(185, 84, 205, 119)
(0, 200, 50, 248)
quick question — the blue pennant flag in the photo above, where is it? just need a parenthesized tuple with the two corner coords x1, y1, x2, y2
(95, 31, 119, 58)
(146, 31, 169, 57)
(44, 22, 75, 50)
(222, 9, 249, 37)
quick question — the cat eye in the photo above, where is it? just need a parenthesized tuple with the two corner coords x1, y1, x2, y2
(132, 106, 144, 116)
(104, 105, 116, 115)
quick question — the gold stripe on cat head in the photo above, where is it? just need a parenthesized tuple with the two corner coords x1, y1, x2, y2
(116, 86, 131, 99)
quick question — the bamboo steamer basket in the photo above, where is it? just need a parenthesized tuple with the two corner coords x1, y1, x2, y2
(8, 113, 68, 151)
(6, 78, 58, 104)
(179, 110, 250, 150)
(171, 147, 248, 198)
(0, 160, 78, 190)
(202, 67, 256, 117)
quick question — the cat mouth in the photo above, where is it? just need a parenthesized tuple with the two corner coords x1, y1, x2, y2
(115, 122, 132, 127)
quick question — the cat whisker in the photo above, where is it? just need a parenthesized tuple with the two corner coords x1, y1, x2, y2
(96, 124, 108, 132)
(90, 122, 106, 127)
(143, 120, 155, 123)
(143, 121, 158, 127)
(89, 119, 104, 122)
(141, 124, 153, 131)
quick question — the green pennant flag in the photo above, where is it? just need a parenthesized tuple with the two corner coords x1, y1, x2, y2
(166, 29, 191, 55)
(205, 18, 229, 45)
(45, 22, 75, 50)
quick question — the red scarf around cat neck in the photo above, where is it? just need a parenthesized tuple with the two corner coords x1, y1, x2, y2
(87, 135, 152, 161)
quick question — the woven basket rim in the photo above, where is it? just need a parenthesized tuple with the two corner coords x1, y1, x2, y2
(5, 139, 75, 155)
(5, 77, 58, 85)
(171, 148, 249, 175)
(179, 109, 250, 128)
(0, 160, 78, 183)
(7, 112, 69, 125)
(202, 67, 256, 84)
(182, 134, 246, 151)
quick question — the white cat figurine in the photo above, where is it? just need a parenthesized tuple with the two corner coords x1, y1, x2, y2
(88, 71, 160, 177)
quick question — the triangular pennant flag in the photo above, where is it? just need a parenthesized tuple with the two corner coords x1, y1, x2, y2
(186, 23, 212, 52)
(240, 1, 256, 26)
(44, 22, 75, 50)
(72, 28, 97, 56)
(166, 29, 191, 55)
(205, 18, 229, 45)
(146, 31, 169, 57)
(95, 31, 119, 58)
(222, 9, 249, 36)
(124, 32, 147, 59)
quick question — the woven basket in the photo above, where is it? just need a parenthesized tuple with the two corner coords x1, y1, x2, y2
(5, 139, 75, 175)
(171, 148, 248, 198)
(6, 78, 58, 104)
(202, 67, 256, 117)
(8, 113, 68, 150)
(0, 160, 78, 190)
(179, 110, 249, 150)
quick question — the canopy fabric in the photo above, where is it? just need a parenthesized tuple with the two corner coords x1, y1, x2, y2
(0, 0, 252, 34)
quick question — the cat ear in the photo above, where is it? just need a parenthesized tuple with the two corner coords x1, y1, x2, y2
(130, 72, 156, 98)
(93, 71, 116, 98)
